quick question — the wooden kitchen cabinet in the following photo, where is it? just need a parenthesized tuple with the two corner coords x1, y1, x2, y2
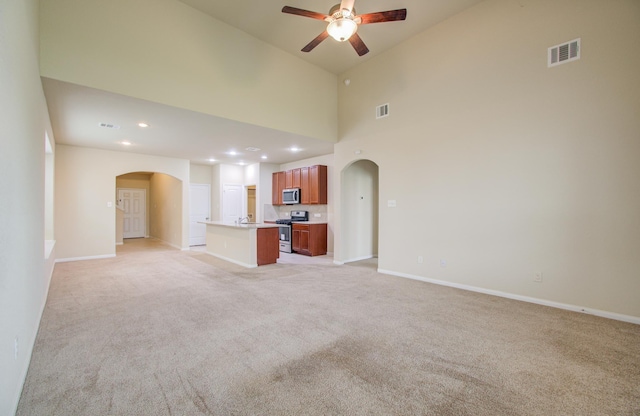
(257, 227, 279, 266)
(300, 167, 310, 204)
(292, 168, 301, 188)
(292, 223, 327, 256)
(272, 171, 285, 205)
(285, 170, 293, 189)
(308, 165, 327, 204)
(284, 168, 301, 189)
(272, 165, 326, 205)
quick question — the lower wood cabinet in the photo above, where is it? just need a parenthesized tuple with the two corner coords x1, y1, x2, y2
(257, 227, 280, 266)
(292, 223, 327, 256)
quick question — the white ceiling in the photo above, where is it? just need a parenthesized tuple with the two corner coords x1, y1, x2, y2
(42, 78, 335, 166)
(44, 0, 484, 166)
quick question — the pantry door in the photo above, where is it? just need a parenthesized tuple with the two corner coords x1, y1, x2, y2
(189, 184, 210, 246)
(222, 184, 242, 224)
(118, 188, 146, 239)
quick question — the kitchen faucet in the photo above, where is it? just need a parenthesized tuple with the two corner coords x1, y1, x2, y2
(238, 216, 251, 224)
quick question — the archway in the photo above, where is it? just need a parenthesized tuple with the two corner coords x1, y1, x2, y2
(340, 159, 379, 263)
(115, 171, 183, 251)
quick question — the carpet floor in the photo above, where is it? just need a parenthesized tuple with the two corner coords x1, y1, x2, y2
(17, 239, 640, 415)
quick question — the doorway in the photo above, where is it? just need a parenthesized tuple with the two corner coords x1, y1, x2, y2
(246, 185, 256, 222)
(341, 160, 379, 263)
(118, 188, 146, 239)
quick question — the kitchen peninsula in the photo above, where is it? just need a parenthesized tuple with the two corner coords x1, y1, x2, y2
(201, 221, 280, 268)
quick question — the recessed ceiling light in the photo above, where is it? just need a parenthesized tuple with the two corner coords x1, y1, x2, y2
(208, 158, 216, 162)
(228, 150, 238, 156)
(238, 161, 246, 166)
(138, 122, 149, 128)
(245, 147, 261, 152)
(120, 141, 132, 146)
(290, 147, 301, 152)
(261, 155, 268, 160)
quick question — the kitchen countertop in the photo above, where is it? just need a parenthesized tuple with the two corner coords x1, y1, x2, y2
(200, 221, 280, 229)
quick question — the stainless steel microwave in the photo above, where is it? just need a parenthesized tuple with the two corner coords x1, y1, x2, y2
(282, 188, 300, 205)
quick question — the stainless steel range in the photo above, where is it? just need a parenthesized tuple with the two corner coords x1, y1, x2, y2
(276, 210, 308, 253)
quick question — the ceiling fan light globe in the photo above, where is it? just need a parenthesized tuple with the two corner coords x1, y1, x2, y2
(327, 18, 358, 42)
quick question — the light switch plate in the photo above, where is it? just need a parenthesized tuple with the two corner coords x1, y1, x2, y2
(388, 200, 397, 208)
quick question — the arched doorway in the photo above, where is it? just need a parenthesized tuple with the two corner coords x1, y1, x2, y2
(340, 160, 379, 263)
(115, 171, 183, 250)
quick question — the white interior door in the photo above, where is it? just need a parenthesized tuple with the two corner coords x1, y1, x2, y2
(189, 184, 210, 246)
(222, 184, 242, 224)
(118, 188, 146, 239)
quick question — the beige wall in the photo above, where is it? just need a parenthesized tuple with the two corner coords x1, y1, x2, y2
(55, 145, 190, 259)
(190, 163, 213, 185)
(150, 173, 183, 248)
(39, 0, 337, 143)
(335, 0, 640, 319)
(0, 0, 54, 413)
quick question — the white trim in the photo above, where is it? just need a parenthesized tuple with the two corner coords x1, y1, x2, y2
(115, 242, 123, 246)
(340, 254, 377, 264)
(377, 268, 640, 326)
(56, 254, 116, 263)
(203, 251, 257, 268)
(148, 237, 186, 251)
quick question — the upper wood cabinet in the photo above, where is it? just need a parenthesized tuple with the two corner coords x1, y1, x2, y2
(309, 165, 327, 205)
(272, 171, 285, 205)
(284, 168, 301, 189)
(292, 168, 301, 188)
(300, 167, 309, 204)
(272, 165, 327, 205)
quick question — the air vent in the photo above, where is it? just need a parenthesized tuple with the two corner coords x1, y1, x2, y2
(99, 122, 120, 129)
(548, 38, 580, 67)
(376, 103, 389, 119)
(245, 147, 261, 152)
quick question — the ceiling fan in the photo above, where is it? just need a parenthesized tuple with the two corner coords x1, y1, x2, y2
(281, 0, 407, 56)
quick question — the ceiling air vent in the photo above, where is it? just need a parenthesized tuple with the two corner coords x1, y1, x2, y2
(548, 38, 580, 67)
(376, 103, 389, 119)
(99, 122, 120, 129)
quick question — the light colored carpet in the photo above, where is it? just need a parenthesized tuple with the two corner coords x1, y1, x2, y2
(17, 239, 640, 415)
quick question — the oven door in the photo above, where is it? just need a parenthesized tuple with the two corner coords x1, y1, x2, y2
(278, 225, 292, 253)
(279, 225, 291, 242)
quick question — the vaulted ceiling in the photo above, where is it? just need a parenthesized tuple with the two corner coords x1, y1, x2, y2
(43, 0, 485, 165)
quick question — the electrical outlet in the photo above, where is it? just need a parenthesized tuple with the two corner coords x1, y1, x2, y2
(534, 272, 543, 282)
(440, 259, 447, 267)
(417, 256, 424, 264)
(314, 213, 321, 218)
(224, 241, 227, 249)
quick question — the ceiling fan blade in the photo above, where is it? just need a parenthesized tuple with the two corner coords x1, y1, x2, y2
(358, 9, 407, 24)
(340, 0, 356, 13)
(302, 31, 329, 53)
(348, 33, 369, 56)
(281, 6, 329, 21)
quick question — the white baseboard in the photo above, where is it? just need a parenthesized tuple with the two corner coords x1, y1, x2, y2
(150, 237, 187, 251)
(377, 268, 640, 325)
(56, 254, 116, 263)
(203, 251, 257, 268)
(334, 254, 377, 266)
